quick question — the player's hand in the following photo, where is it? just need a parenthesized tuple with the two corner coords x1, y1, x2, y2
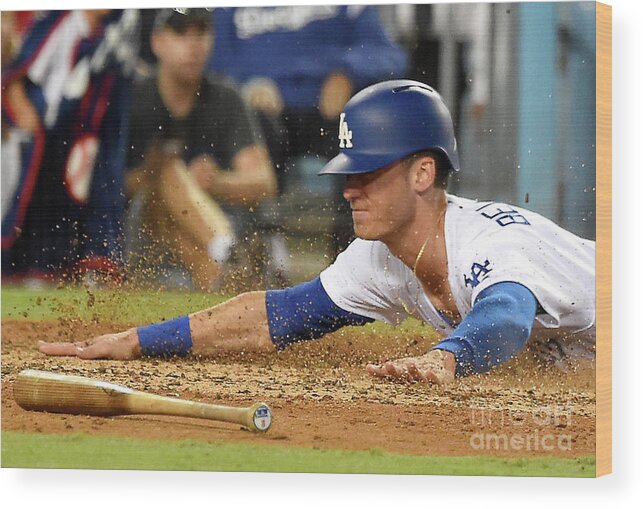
(319, 72, 353, 120)
(38, 329, 142, 360)
(188, 154, 222, 193)
(241, 77, 284, 117)
(366, 350, 456, 385)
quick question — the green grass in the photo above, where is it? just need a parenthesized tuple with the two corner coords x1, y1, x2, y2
(1, 432, 596, 477)
(1, 286, 229, 324)
(0, 285, 425, 335)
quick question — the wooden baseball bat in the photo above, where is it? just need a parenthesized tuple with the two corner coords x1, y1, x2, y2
(13, 369, 272, 432)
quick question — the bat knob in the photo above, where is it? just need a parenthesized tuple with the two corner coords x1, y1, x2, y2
(249, 402, 272, 432)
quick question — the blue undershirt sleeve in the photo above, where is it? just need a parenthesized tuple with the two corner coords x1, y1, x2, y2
(265, 277, 374, 351)
(432, 282, 538, 377)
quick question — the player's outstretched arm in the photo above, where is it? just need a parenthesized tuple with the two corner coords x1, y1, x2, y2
(38, 291, 274, 360)
(367, 282, 538, 385)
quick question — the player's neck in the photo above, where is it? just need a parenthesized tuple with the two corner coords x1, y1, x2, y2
(392, 195, 455, 315)
(386, 193, 448, 277)
(157, 69, 201, 119)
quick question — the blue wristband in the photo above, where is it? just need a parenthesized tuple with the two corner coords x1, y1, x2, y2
(137, 315, 193, 357)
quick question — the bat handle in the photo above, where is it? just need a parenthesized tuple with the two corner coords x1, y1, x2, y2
(198, 401, 273, 432)
(128, 393, 273, 432)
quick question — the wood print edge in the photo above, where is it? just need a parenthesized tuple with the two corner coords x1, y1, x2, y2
(595, 0, 612, 478)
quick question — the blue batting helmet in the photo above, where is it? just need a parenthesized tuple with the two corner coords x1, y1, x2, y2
(319, 80, 459, 175)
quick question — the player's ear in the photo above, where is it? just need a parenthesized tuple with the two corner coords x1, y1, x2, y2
(413, 156, 437, 193)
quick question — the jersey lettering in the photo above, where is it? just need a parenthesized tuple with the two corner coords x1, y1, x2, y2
(234, 6, 339, 39)
(464, 259, 493, 288)
(476, 202, 531, 227)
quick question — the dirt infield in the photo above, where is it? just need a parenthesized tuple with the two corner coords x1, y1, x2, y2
(1, 319, 596, 459)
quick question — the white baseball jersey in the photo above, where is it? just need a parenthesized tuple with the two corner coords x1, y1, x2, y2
(320, 194, 595, 339)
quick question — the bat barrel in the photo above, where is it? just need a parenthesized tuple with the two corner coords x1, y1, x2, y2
(14, 369, 135, 416)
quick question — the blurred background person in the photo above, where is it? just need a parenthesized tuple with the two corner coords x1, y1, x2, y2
(208, 5, 408, 256)
(1, 9, 140, 286)
(1, 11, 22, 228)
(125, 8, 277, 291)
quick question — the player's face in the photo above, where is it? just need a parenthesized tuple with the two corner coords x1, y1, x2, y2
(153, 25, 213, 84)
(343, 161, 416, 241)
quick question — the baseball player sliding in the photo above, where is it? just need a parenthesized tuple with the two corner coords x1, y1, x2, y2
(39, 80, 596, 384)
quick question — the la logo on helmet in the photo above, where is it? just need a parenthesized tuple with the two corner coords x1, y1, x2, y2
(338, 113, 353, 149)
